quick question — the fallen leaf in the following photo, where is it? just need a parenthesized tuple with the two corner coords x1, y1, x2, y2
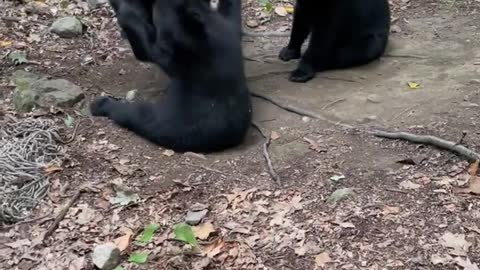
(128, 251, 149, 264)
(270, 131, 280, 140)
(455, 257, 480, 270)
(274, 6, 288, 16)
(468, 160, 479, 176)
(192, 257, 211, 270)
(0, 40, 13, 47)
(174, 223, 198, 247)
(203, 238, 225, 258)
(304, 137, 326, 153)
(136, 223, 160, 246)
(407, 82, 420, 89)
(5, 239, 31, 248)
(430, 253, 451, 265)
(383, 205, 400, 215)
(114, 229, 133, 252)
(285, 5, 294, 13)
(440, 231, 472, 256)
(193, 222, 215, 240)
(109, 190, 140, 206)
(453, 176, 480, 195)
(399, 180, 421, 190)
(327, 188, 354, 204)
(314, 252, 332, 268)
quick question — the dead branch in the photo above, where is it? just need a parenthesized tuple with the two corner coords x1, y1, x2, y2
(251, 122, 281, 184)
(321, 98, 346, 110)
(42, 189, 84, 242)
(373, 130, 480, 162)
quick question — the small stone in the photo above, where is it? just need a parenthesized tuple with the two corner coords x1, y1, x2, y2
(92, 243, 121, 270)
(391, 24, 402, 33)
(302, 116, 310, 122)
(185, 209, 208, 225)
(125, 89, 138, 102)
(50, 17, 83, 38)
(246, 19, 259, 28)
(366, 94, 381, 103)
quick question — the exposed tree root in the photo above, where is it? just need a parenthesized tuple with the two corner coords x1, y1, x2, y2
(372, 130, 480, 162)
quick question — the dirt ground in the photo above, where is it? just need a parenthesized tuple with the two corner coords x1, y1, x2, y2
(1, 0, 480, 269)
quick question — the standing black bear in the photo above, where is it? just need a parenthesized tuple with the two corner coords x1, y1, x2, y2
(279, 0, 391, 83)
(91, 0, 252, 153)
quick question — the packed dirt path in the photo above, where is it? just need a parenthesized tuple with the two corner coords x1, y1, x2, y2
(1, 1, 480, 270)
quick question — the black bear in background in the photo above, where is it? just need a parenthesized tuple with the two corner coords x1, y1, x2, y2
(91, 0, 252, 153)
(279, 0, 391, 83)
(112, 0, 242, 53)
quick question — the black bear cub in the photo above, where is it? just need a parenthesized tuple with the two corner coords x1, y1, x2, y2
(279, 0, 391, 83)
(91, 0, 252, 153)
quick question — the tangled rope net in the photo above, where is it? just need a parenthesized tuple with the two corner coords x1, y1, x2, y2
(0, 115, 65, 224)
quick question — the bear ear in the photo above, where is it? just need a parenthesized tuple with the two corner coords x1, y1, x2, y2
(210, 0, 219, 11)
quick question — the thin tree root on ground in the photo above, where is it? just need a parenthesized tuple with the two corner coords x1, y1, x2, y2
(251, 92, 355, 129)
(372, 130, 480, 162)
(251, 122, 281, 184)
(243, 30, 290, 37)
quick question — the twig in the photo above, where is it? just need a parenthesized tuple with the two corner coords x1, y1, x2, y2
(372, 130, 480, 162)
(42, 189, 84, 242)
(251, 92, 355, 129)
(251, 122, 281, 184)
(247, 70, 291, 81)
(385, 188, 408, 194)
(321, 98, 346, 110)
(383, 54, 427, 59)
(390, 104, 419, 121)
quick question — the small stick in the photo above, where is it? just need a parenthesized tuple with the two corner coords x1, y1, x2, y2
(42, 189, 84, 242)
(251, 92, 355, 129)
(391, 104, 419, 121)
(321, 98, 346, 110)
(242, 30, 290, 37)
(372, 130, 480, 162)
(251, 122, 281, 183)
(383, 54, 427, 59)
(385, 188, 408, 194)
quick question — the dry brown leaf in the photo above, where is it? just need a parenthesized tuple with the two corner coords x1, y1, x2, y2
(453, 176, 480, 195)
(274, 6, 288, 16)
(314, 252, 332, 268)
(270, 131, 280, 141)
(114, 228, 134, 252)
(193, 223, 215, 240)
(399, 180, 421, 190)
(303, 137, 326, 153)
(455, 257, 480, 270)
(468, 160, 479, 176)
(203, 238, 225, 258)
(383, 205, 401, 215)
(192, 257, 211, 270)
(440, 232, 472, 256)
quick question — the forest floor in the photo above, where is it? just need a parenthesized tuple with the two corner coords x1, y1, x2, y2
(1, 0, 480, 269)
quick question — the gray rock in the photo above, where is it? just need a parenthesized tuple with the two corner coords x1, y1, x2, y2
(92, 243, 121, 270)
(185, 209, 208, 226)
(50, 17, 83, 38)
(87, 0, 109, 8)
(11, 70, 84, 112)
